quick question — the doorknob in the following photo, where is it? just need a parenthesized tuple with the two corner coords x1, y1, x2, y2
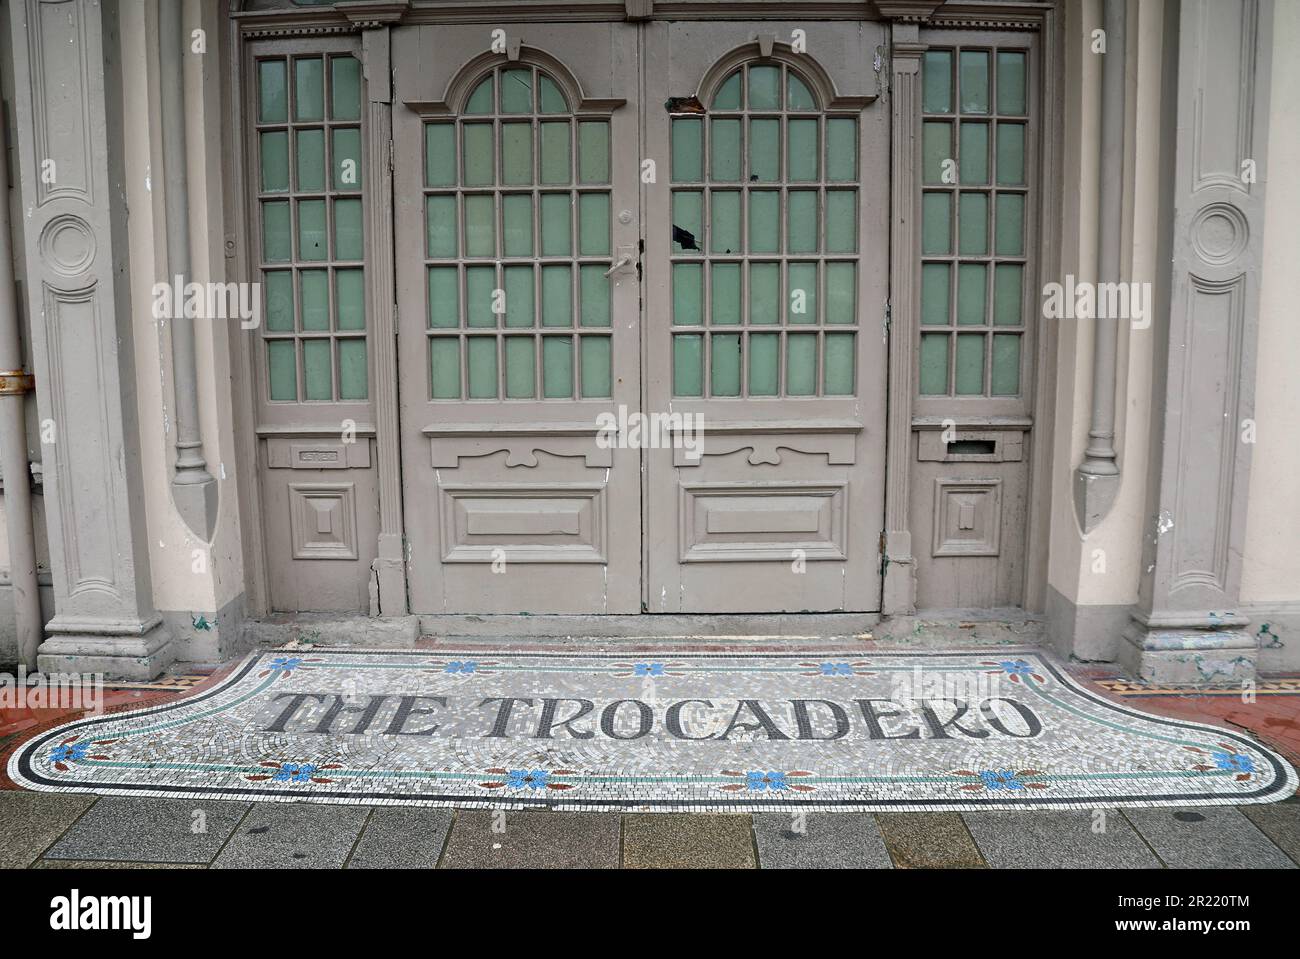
(603, 244, 639, 278)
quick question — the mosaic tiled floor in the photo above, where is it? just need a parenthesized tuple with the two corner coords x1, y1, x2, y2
(8, 648, 1296, 811)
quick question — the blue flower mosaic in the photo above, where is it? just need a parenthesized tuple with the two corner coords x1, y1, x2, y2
(978, 769, 1025, 791)
(445, 661, 478, 674)
(633, 663, 665, 677)
(746, 771, 788, 791)
(1212, 752, 1255, 774)
(49, 742, 89, 764)
(272, 763, 317, 783)
(819, 663, 853, 676)
(507, 769, 550, 790)
(266, 657, 304, 674)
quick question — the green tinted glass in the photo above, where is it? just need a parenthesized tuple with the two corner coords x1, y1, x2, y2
(954, 332, 985, 394)
(331, 56, 361, 121)
(300, 270, 329, 331)
(338, 338, 367, 399)
(542, 265, 573, 328)
(260, 132, 289, 193)
(261, 201, 291, 262)
(303, 339, 332, 400)
(427, 267, 460, 329)
(467, 337, 498, 398)
(710, 263, 742, 326)
(673, 264, 703, 326)
(711, 332, 742, 396)
(264, 271, 293, 332)
(542, 336, 573, 398)
(749, 333, 779, 395)
(267, 340, 296, 400)
(672, 118, 703, 182)
(824, 332, 855, 395)
(918, 333, 949, 394)
(332, 128, 362, 191)
(426, 195, 457, 258)
(923, 51, 952, 114)
(294, 57, 324, 121)
(580, 336, 612, 398)
(430, 338, 461, 398)
(504, 336, 535, 398)
(298, 199, 327, 260)
(673, 334, 703, 396)
(786, 333, 817, 395)
(258, 59, 287, 123)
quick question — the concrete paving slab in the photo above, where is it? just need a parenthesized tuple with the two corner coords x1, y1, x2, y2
(43, 796, 249, 864)
(33, 860, 204, 869)
(622, 813, 755, 869)
(347, 807, 454, 869)
(0, 791, 97, 868)
(439, 810, 620, 869)
(210, 802, 369, 869)
(1123, 806, 1297, 869)
(877, 812, 986, 868)
(963, 809, 1161, 868)
(1240, 798, 1300, 866)
(752, 813, 892, 868)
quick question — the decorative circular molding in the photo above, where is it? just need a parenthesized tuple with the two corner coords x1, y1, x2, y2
(39, 215, 96, 277)
(1189, 202, 1249, 265)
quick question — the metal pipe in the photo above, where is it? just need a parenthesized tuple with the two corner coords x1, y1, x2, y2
(0, 109, 44, 668)
(159, 0, 212, 489)
(1079, 0, 1125, 477)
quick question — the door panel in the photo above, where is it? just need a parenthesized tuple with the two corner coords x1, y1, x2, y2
(642, 21, 889, 612)
(394, 24, 642, 613)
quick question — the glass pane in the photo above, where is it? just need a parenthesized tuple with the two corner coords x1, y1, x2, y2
(749, 118, 780, 182)
(954, 332, 985, 394)
(996, 123, 1025, 185)
(264, 271, 293, 332)
(504, 337, 535, 398)
(465, 75, 493, 114)
(540, 193, 572, 256)
(260, 131, 289, 193)
(540, 122, 571, 185)
(338, 338, 367, 400)
(918, 333, 949, 394)
(580, 265, 609, 327)
(331, 56, 361, 121)
(267, 340, 296, 400)
(673, 263, 703, 326)
(261, 201, 291, 262)
(300, 270, 329, 331)
(788, 190, 818, 254)
(786, 333, 817, 396)
(430, 338, 461, 398)
(578, 193, 610, 256)
(294, 57, 324, 121)
(997, 52, 1027, 115)
(826, 118, 857, 181)
(825, 262, 856, 324)
(298, 199, 327, 260)
(960, 122, 989, 184)
(462, 124, 494, 187)
(991, 333, 1021, 395)
(464, 194, 495, 257)
(824, 332, 855, 395)
(502, 194, 533, 257)
(295, 129, 325, 192)
(921, 262, 951, 326)
(995, 193, 1025, 255)
(466, 266, 496, 327)
(788, 119, 819, 181)
(303, 339, 332, 400)
(710, 191, 741, 254)
(673, 333, 703, 396)
(711, 118, 741, 182)
(332, 128, 362, 191)
(749, 333, 779, 395)
(923, 51, 952, 114)
(922, 192, 951, 255)
(672, 191, 702, 253)
(748, 65, 780, 110)
(958, 192, 988, 255)
(960, 51, 989, 114)
(713, 70, 741, 110)
(788, 262, 817, 324)
(467, 337, 498, 398)
(748, 191, 779, 254)
(957, 263, 987, 325)
(542, 265, 573, 327)
(710, 332, 741, 396)
(710, 263, 741, 326)
(825, 190, 857, 254)
(426, 195, 457, 257)
(672, 118, 703, 182)
(334, 198, 363, 259)
(539, 74, 568, 113)
(504, 265, 534, 328)
(427, 266, 459, 328)
(258, 59, 287, 123)
(788, 73, 817, 111)
(750, 262, 780, 325)
(500, 68, 532, 114)
(993, 264, 1023, 325)
(578, 122, 610, 183)
(922, 121, 951, 185)
(501, 123, 533, 185)
(581, 336, 612, 398)
(542, 335, 573, 398)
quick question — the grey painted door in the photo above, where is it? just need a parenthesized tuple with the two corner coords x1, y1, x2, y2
(394, 20, 887, 614)
(642, 21, 889, 612)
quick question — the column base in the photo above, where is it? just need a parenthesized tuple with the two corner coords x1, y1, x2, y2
(880, 530, 916, 615)
(37, 616, 176, 681)
(1118, 618, 1257, 685)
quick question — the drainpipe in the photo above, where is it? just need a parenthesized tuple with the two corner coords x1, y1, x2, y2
(1074, 0, 1125, 533)
(0, 108, 43, 669)
(159, 0, 217, 539)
